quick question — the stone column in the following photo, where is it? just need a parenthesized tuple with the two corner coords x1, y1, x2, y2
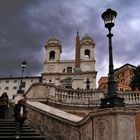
(93, 108, 136, 140)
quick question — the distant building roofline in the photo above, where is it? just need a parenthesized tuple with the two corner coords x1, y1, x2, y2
(114, 63, 136, 72)
(0, 76, 42, 80)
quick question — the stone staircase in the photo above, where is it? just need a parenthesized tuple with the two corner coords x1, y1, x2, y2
(0, 119, 46, 140)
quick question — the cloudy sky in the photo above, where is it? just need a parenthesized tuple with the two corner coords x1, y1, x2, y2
(0, 0, 140, 86)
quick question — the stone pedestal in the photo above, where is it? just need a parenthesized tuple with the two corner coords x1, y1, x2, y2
(72, 75, 83, 89)
(93, 108, 136, 140)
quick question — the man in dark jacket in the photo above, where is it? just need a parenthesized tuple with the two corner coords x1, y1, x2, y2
(14, 99, 27, 139)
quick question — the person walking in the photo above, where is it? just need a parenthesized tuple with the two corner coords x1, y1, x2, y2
(0, 92, 9, 119)
(14, 99, 27, 139)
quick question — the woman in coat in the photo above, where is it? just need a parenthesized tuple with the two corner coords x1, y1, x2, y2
(0, 92, 9, 119)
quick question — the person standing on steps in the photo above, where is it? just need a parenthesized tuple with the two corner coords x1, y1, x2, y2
(14, 99, 27, 139)
(0, 92, 9, 119)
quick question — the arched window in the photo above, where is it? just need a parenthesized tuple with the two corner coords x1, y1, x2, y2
(67, 67, 72, 73)
(84, 49, 90, 58)
(49, 51, 55, 60)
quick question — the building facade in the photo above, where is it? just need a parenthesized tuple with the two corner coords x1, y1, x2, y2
(98, 63, 136, 92)
(42, 32, 97, 90)
(98, 77, 108, 91)
(0, 76, 41, 99)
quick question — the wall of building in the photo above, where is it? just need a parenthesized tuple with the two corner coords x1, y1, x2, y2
(0, 77, 41, 99)
(98, 64, 137, 92)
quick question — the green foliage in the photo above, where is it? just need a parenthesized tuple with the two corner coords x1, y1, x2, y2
(130, 65, 140, 91)
(8, 100, 15, 108)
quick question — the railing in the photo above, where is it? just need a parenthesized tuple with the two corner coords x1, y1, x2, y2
(45, 84, 104, 106)
(48, 87, 140, 106)
(119, 91, 140, 105)
(26, 83, 140, 107)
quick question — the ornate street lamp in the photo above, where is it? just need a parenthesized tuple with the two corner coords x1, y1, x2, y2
(100, 9, 125, 108)
(17, 61, 27, 94)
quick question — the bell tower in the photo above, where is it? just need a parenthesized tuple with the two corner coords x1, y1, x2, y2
(80, 34, 96, 72)
(80, 34, 95, 61)
(43, 37, 62, 74)
(44, 37, 62, 63)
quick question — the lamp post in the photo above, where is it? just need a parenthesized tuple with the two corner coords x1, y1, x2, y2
(17, 61, 27, 94)
(100, 9, 125, 108)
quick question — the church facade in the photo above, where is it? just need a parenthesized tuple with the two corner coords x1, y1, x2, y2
(0, 32, 97, 99)
(42, 32, 97, 90)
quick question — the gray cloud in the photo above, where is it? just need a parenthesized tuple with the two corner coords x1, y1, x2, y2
(0, 0, 140, 86)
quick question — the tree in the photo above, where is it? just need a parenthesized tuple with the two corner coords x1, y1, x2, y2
(130, 65, 140, 91)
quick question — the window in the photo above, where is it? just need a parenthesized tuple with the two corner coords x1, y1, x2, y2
(13, 86, 17, 90)
(49, 51, 55, 60)
(120, 88, 124, 91)
(14, 80, 17, 83)
(5, 87, 9, 90)
(67, 67, 72, 73)
(5, 80, 9, 83)
(84, 49, 90, 58)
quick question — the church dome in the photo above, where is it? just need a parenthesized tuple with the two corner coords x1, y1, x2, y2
(45, 36, 62, 53)
(80, 34, 95, 45)
(46, 37, 61, 46)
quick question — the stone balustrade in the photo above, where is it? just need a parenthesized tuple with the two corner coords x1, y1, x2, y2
(49, 87, 103, 106)
(119, 91, 140, 105)
(25, 83, 140, 107)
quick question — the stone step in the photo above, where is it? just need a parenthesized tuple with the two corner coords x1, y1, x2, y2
(0, 121, 24, 123)
(0, 132, 40, 136)
(0, 121, 27, 126)
(0, 124, 28, 127)
(0, 126, 31, 129)
(0, 135, 45, 140)
(0, 129, 36, 133)
(0, 119, 45, 140)
(0, 119, 14, 122)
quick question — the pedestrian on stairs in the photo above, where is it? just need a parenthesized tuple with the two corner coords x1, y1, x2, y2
(0, 92, 9, 119)
(14, 99, 27, 139)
